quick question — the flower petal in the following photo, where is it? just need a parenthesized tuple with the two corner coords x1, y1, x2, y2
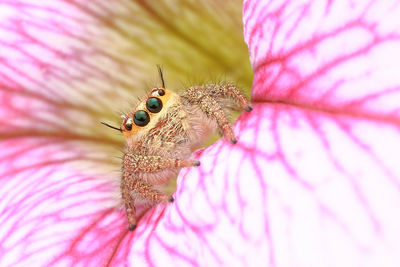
(240, 0, 400, 266)
(110, 0, 400, 266)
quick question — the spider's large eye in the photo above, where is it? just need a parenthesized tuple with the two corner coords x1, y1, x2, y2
(146, 97, 162, 113)
(133, 110, 150, 126)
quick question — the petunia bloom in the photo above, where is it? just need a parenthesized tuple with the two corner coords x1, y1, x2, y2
(1, 0, 400, 267)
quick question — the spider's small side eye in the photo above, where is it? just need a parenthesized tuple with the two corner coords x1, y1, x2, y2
(125, 117, 133, 131)
(146, 97, 163, 113)
(134, 110, 150, 126)
(158, 89, 165, 96)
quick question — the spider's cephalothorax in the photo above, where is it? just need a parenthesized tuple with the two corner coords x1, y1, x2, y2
(108, 68, 252, 231)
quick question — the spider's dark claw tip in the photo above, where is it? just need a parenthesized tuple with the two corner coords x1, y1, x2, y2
(230, 137, 238, 145)
(194, 160, 201, 167)
(245, 106, 253, 112)
(168, 196, 174, 203)
(129, 224, 137, 231)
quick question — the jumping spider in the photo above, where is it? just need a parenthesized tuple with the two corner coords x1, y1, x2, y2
(102, 67, 252, 231)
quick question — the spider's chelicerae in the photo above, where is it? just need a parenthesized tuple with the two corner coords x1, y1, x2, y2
(103, 67, 252, 231)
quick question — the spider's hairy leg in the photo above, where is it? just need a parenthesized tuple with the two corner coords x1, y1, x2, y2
(123, 154, 200, 173)
(203, 84, 252, 112)
(121, 154, 200, 230)
(121, 179, 137, 231)
(183, 86, 241, 144)
(122, 174, 175, 230)
(131, 178, 174, 203)
(122, 173, 174, 231)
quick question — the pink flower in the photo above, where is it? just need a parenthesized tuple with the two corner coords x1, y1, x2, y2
(1, 0, 400, 266)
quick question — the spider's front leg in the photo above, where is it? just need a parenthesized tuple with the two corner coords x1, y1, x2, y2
(183, 84, 252, 144)
(122, 154, 200, 231)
